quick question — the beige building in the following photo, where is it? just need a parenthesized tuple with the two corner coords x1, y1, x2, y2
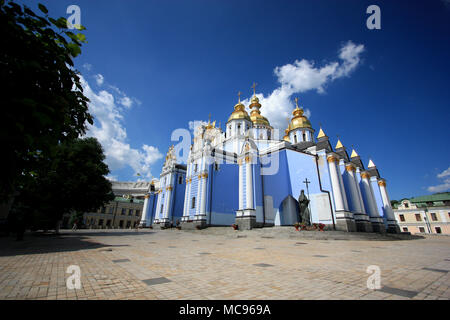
(84, 197, 145, 229)
(63, 181, 156, 229)
(393, 192, 450, 234)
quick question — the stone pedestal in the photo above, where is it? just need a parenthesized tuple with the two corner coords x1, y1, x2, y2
(158, 218, 172, 229)
(386, 221, 401, 234)
(353, 213, 373, 233)
(370, 217, 386, 233)
(235, 209, 256, 230)
(334, 211, 356, 232)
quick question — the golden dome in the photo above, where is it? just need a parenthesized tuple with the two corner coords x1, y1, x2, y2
(289, 107, 312, 131)
(335, 139, 343, 149)
(249, 95, 271, 127)
(227, 101, 251, 122)
(350, 149, 359, 158)
(287, 98, 312, 132)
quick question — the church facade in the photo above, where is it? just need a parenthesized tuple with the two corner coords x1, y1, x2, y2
(139, 91, 400, 233)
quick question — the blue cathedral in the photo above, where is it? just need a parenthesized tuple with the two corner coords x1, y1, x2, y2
(139, 89, 400, 233)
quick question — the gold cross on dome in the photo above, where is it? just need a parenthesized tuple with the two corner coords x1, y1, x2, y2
(294, 97, 299, 108)
(237, 91, 241, 103)
(251, 82, 258, 95)
(208, 113, 211, 123)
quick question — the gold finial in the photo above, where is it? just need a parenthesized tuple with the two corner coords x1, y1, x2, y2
(251, 82, 258, 96)
(350, 148, 359, 158)
(335, 139, 343, 149)
(208, 113, 211, 124)
(294, 97, 299, 108)
(237, 91, 241, 103)
(317, 127, 326, 139)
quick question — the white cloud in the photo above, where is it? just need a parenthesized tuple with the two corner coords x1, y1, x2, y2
(241, 41, 365, 129)
(437, 166, 450, 179)
(427, 166, 450, 193)
(105, 175, 118, 181)
(82, 63, 92, 71)
(95, 74, 104, 86)
(120, 96, 133, 108)
(427, 178, 450, 193)
(80, 76, 163, 180)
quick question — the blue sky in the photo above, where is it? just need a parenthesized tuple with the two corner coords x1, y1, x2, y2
(20, 0, 450, 200)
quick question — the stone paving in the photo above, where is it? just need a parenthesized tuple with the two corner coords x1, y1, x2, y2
(0, 227, 449, 300)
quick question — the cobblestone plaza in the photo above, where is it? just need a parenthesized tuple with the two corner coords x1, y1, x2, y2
(0, 228, 449, 300)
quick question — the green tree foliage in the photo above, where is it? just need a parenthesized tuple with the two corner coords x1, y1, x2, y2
(12, 138, 115, 231)
(0, 1, 92, 202)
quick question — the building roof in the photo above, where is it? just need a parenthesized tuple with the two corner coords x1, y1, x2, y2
(409, 192, 450, 204)
(113, 196, 145, 204)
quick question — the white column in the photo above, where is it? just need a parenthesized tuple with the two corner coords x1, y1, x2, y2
(338, 160, 349, 211)
(345, 164, 363, 213)
(327, 155, 345, 211)
(140, 193, 150, 226)
(182, 168, 190, 217)
(245, 157, 253, 209)
(238, 160, 244, 210)
(354, 168, 367, 214)
(378, 179, 396, 222)
(155, 191, 162, 220)
(361, 172, 379, 217)
(164, 173, 173, 219)
(200, 172, 207, 215)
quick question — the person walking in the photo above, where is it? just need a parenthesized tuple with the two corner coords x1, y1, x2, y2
(72, 220, 78, 231)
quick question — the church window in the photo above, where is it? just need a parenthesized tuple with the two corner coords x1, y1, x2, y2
(191, 197, 196, 209)
(294, 134, 298, 143)
(194, 164, 198, 172)
(121, 208, 126, 215)
(404, 202, 409, 208)
(303, 132, 306, 141)
(128, 209, 133, 216)
(215, 163, 219, 171)
(135, 209, 140, 217)
(399, 214, 405, 222)
(179, 176, 183, 184)
(237, 124, 241, 135)
(160, 204, 164, 213)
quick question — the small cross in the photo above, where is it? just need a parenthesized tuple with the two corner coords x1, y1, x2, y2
(208, 113, 211, 123)
(237, 91, 241, 103)
(294, 97, 299, 108)
(251, 82, 258, 95)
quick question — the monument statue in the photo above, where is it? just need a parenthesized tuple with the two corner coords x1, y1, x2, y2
(298, 189, 311, 226)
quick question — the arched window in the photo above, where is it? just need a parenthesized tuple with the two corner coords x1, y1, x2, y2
(294, 134, 298, 143)
(179, 176, 183, 184)
(303, 132, 306, 141)
(237, 124, 241, 135)
(160, 204, 164, 213)
(191, 197, 196, 209)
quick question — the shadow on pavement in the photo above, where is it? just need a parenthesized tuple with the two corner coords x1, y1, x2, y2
(0, 230, 155, 257)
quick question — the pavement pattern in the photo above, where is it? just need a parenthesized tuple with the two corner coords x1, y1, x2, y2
(0, 227, 449, 300)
